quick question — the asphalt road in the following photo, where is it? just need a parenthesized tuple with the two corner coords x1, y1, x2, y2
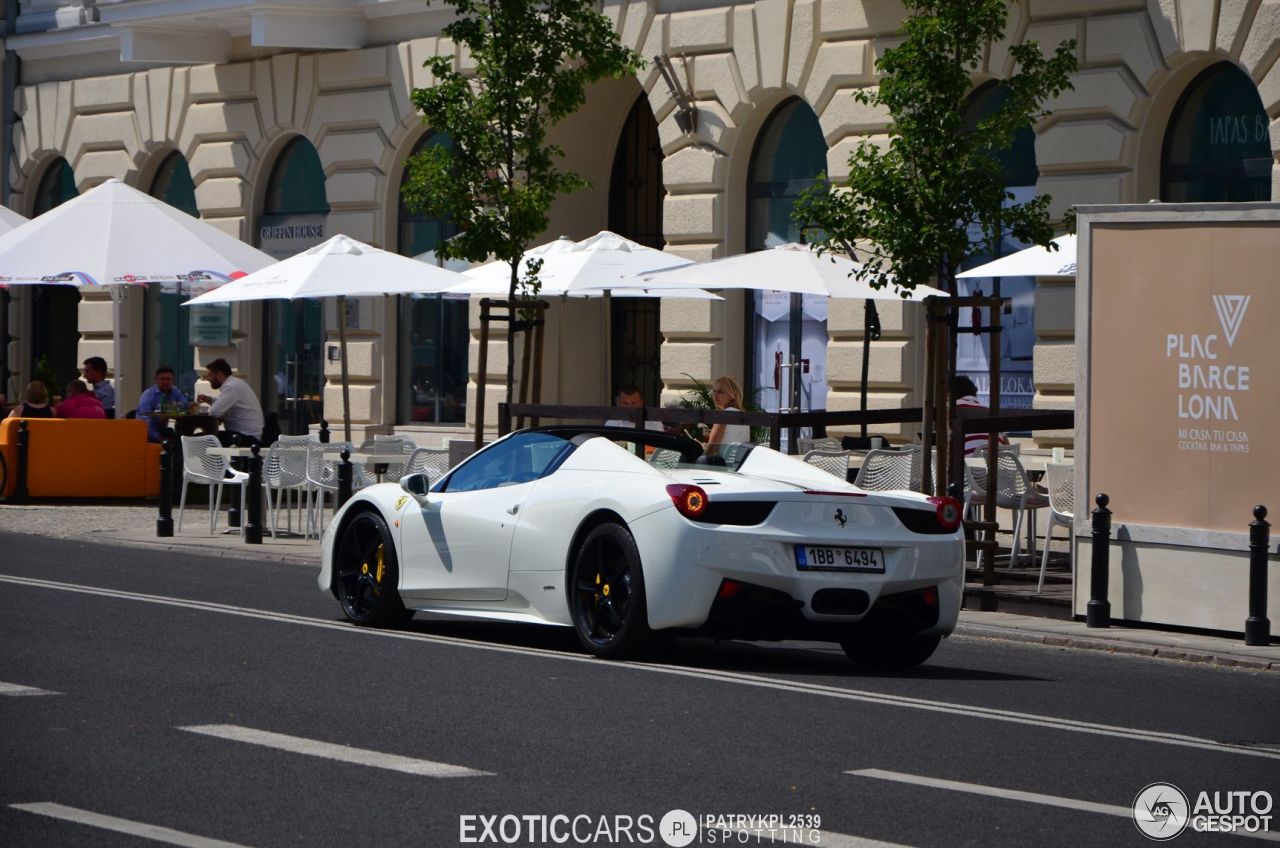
(1, 533, 1277, 848)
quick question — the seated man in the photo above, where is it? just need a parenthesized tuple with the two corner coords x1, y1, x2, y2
(196, 358, 264, 446)
(81, 356, 116, 419)
(137, 365, 189, 443)
(55, 380, 106, 419)
(604, 384, 663, 431)
(953, 375, 1009, 456)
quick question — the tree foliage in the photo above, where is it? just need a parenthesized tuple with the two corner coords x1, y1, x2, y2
(795, 0, 1077, 294)
(402, 0, 643, 304)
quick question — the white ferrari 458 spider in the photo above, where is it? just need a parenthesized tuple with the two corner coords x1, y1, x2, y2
(319, 427, 965, 667)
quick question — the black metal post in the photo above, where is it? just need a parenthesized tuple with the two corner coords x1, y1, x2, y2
(14, 419, 28, 504)
(337, 448, 353, 509)
(1086, 493, 1112, 628)
(156, 438, 174, 537)
(243, 444, 263, 544)
(319, 419, 330, 444)
(1246, 505, 1271, 646)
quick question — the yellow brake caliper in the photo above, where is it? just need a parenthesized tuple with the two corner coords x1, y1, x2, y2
(360, 544, 386, 587)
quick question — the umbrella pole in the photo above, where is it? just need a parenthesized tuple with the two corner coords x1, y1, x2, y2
(112, 288, 125, 419)
(338, 295, 351, 442)
(603, 290, 612, 402)
(860, 299, 871, 439)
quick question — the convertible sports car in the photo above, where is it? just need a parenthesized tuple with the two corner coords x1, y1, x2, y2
(319, 427, 965, 667)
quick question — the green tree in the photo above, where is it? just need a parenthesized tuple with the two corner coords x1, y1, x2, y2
(796, 0, 1077, 296)
(402, 0, 643, 399)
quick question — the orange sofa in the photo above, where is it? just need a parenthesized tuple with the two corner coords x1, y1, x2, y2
(0, 417, 162, 499)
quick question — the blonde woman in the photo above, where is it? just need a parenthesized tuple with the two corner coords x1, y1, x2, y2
(704, 375, 750, 455)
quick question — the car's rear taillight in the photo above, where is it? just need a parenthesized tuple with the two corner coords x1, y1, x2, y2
(667, 484, 709, 519)
(927, 496, 963, 531)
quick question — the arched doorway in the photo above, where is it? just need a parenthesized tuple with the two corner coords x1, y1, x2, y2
(29, 158, 80, 394)
(256, 137, 329, 435)
(397, 131, 467, 425)
(956, 82, 1041, 409)
(1161, 63, 1271, 202)
(746, 98, 827, 419)
(146, 152, 201, 398)
(607, 96, 665, 404)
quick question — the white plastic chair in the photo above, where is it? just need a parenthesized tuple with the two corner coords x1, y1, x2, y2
(854, 448, 915, 491)
(647, 448, 681, 469)
(1039, 462, 1075, 592)
(404, 446, 451, 485)
(263, 437, 311, 538)
(362, 435, 417, 483)
(797, 436, 841, 455)
(178, 435, 248, 535)
(802, 449, 854, 480)
(977, 447, 1050, 567)
(305, 441, 368, 537)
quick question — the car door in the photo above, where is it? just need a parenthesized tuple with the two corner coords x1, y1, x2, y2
(397, 432, 570, 601)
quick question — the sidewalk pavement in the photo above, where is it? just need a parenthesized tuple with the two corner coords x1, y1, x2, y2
(2, 503, 1277, 672)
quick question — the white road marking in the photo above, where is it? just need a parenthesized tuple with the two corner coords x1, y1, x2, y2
(179, 724, 492, 778)
(10, 802, 253, 847)
(0, 681, 58, 696)
(4, 573, 1277, 763)
(848, 770, 1280, 842)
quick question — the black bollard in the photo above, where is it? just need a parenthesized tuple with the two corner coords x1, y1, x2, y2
(319, 420, 330, 444)
(337, 448, 353, 509)
(1086, 493, 1112, 629)
(14, 419, 29, 504)
(227, 434, 241, 529)
(156, 438, 174, 537)
(1245, 505, 1271, 647)
(244, 444, 263, 545)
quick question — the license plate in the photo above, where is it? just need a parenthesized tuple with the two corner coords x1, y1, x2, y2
(795, 545, 885, 573)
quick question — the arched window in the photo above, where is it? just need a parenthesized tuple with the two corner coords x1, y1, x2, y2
(956, 83, 1041, 410)
(30, 158, 81, 392)
(397, 132, 467, 425)
(607, 97, 665, 404)
(146, 153, 201, 398)
(257, 137, 329, 435)
(747, 99, 828, 421)
(1161, 63, 1271, 202)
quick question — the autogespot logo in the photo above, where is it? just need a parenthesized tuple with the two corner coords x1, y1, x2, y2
(1133, 783, 1190, 840)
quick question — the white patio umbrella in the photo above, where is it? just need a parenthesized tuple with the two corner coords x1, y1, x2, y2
(0, 178, 274, 410)
(0, 205, 27, 232)
(184, 233, 465, 440)
(956, 234, 1077, 278)
(632, 242, 949, 434)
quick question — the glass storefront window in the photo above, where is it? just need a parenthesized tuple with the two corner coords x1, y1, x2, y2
(398, 132, 467, 425)
(747, 99, 828, 421)
(1162, 63, 1271, 202)
(30, 159, 80, 392)
(146, 153, 201, 398)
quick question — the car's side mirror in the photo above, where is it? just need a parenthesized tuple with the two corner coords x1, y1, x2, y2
(400, 472, 431, 502)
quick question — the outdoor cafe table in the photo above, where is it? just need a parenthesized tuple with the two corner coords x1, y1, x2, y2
(165, 413, 220, 437)
(321, 449, 409, 483)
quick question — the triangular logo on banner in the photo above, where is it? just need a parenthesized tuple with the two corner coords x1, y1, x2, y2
(1212, 294, 1250, 347)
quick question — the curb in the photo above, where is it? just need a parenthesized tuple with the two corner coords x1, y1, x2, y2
(90, 533, 319, 568)
(954, 624, 1278, 672)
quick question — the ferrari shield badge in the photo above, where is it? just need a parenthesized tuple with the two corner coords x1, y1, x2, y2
(394, 495, 410, 511)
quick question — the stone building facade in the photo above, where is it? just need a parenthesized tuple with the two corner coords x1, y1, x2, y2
(1, 0, 1276, 445)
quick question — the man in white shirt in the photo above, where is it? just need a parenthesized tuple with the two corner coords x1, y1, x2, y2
(604, 385, 663, 431)
(197, 358, 265, 446)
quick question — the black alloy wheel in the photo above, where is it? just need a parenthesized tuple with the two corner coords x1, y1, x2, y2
(334, 510, 411, 627)
(569, 522, 652, 658)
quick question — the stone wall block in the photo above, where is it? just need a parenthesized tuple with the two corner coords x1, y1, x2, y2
(1035, 281, 1076, 339)
(312, 90, 399, 139)
(294, 57, 317, 131)
(803, 40, 870, 116)
(323, 382, 379, 423)
(469, 338, 510, 381)
(324, 337, 380, 378)
(661, 145, 723, 191)
(194, 177, 251, 215)
(1033, 339, 1075, 389)
(1035, 118, 1129, 169)
(29, 81, 74, 156)
(661, 341, 715, 380)
(78, 298, 114, 334)
(621, 0, 655, 57)
(180, 101, 265, 159)
(1176, 0, 1215, 53)
(827, 296, 908, 336)
(72, 74, 132, 115)
(660, 297, 716, 338)
(669, 7, 732, 53)
(73, 150, 134, 183)
(325, 209, 378, 243)
(317, 47, 390, 89)
(140, 68, 174, 141)
(733, 6, 760, 96)
(319, 129, 389, 170)
(1047, 67, 1142, 122)
(818, 89, 891, 142)
(1217, 0, 1257, 55)
(200, 215, 248, 240)
(1037, 173, 1125, 220)
(691, 53, 745, 118)
(664, 193, 719, 240)
(663, 242, 720, 263)
(168, 68, 190, 148)
(189, 140, 252, 182)
(827, 338, 912, 388)
(786, 0, 818, 92)
(819, 0, 908, 39)
(325, 171, 381, 207)
(189, 62, 253, 99)
(66, 113, 141, 161)
(1239, 0, 1280, 76)
(755, 0, 789, 89)
(1084, 14, 1166, 90)
(638, 16, 666, 91)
